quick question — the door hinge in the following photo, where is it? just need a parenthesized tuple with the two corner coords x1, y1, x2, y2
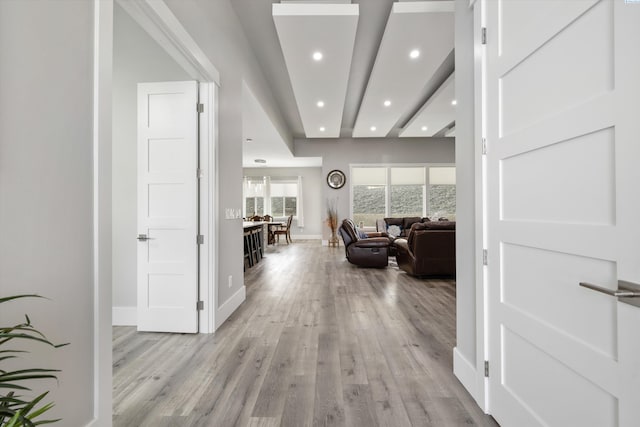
(481, 27, 487, 45)
(197, 168, 204, 179)
(197, 301, 204, 311)
(197, 234, 204, 244)
(482, 138, 487, 155)
(482, 249, 488, 266)
(197, 103, 204, 113)
(484, 360, 490, 377)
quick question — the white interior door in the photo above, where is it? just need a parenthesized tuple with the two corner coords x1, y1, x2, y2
(137, 80, 199, 333)
(485, 1, 640, 425)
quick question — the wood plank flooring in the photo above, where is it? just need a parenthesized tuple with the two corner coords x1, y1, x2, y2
(113, 240, 498, 427)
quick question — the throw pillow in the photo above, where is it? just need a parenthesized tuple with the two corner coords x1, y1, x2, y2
(387, 224, 402, 238)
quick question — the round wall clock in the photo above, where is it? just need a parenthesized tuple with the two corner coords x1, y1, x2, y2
(326, 169, 346, 189)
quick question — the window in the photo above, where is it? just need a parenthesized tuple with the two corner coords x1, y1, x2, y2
(243, 176, 300, 219)
(270, 181, 298, 217)
(352, 168, 386, 227)
(428, 167, 456, 219)
(244, 177, 265, 217)
(351, 165, 456, 225)
(390, 167, 425, 217)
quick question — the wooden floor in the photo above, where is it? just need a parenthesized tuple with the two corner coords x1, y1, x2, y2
(113, 241, 498, 427)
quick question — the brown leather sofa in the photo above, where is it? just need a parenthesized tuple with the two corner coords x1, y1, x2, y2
(376, 216, 428, 238)
(338, 219, 390, 268)
(394, 221, 456, 277)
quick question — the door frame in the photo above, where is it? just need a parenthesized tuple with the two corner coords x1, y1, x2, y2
(115, 0, 220, 336)
(452, 0, 489, 415)
(92, 0, 220, 424)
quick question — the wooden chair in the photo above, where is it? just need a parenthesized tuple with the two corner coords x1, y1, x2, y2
(263, 214, 273, 222)
(273, 214, 293, 244)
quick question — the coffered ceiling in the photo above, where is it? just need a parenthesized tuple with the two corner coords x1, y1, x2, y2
(352, 1, 454, 138)
(232, 0, 456, 165)
(400, 71, 456, 137)
(273, 3, 359, 138)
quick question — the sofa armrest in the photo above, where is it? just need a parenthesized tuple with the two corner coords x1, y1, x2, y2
(365, 231, 387, 238)
(353, 237, 390, 249)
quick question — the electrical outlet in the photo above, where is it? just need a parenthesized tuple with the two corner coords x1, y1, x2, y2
(228, 275, 233, 288)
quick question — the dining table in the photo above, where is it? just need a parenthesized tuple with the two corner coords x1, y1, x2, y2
(264, 221, 285, 245)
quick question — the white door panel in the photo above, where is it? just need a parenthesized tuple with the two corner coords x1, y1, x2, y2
(137, 81, 198, 333)
(486, 0, 640, 425)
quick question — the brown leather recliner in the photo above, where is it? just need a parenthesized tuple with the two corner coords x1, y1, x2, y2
(338, 219, 390, 268)
(394, 221, 456, 277)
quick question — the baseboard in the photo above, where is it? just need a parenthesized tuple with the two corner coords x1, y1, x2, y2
(112, 306, 137, 326)
(453, 347, 479, 403)
(215, 286, 246, 329)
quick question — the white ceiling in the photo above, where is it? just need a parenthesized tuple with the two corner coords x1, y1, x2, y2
(400, 71, 456, 137)
(242, 82, 322, 168)
(233, 0, 456, 166)
(352, 1, 454, 137)
(273, 3, 359, 138)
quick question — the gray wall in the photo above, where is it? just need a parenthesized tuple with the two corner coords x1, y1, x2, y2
(295, 137, 455, 239)
(112, 3, 192, 311)
(0, 1, 95, 425)
(164, 0, 293, 307)
(243, 167, 324, 237)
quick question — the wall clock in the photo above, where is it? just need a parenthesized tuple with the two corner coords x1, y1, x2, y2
(326, 169, 346, 189)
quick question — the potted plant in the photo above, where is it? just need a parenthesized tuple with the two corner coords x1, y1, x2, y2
(1, 295, 66, 427)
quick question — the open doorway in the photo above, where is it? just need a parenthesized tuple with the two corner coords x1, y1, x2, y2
(110, 2, 220, 329)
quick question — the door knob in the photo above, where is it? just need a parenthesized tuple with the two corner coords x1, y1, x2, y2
(579, 280, 640, 308)
(137, 234, 153, 241)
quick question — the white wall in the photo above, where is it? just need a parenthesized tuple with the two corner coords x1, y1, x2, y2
(0, 1, 96, 425)
(164, 0, 293, 308)
(242, 167, 323, 238)
(295, 137, 455, 239)
(112, 3, 192, 317)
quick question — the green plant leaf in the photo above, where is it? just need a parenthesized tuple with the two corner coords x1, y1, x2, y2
(0, 295, 42, 304)
(1, 295, 64, 426)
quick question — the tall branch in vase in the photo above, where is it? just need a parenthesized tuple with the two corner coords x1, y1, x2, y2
(326, 198, 339, 247)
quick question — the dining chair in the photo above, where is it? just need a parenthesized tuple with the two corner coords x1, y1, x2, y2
(273, 214, 293, 244)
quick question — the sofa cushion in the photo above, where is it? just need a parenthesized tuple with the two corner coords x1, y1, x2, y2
(403, 217, 422, 232)
(384, 217, 403, 227)
(340, 219, 359, 242)
(423, 221, 456, 230)
(421, 217, 431, 223)
(406, 221, 456, 248)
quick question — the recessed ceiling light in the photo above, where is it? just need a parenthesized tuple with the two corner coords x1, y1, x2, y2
(421, 126, 428, 131)
(451, 100, 457, 106)
(254, 159, 266, 164)
(383, 100, 391, 107)
(312, 51, 323, 61)
(319, 126, 326, 132)
(409, 49, 420, 59)
(370, 126, 377, 131)
(317, 100, 325, 108)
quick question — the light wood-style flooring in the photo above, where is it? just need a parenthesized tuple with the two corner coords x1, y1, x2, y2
(113, 240, 498, 426)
